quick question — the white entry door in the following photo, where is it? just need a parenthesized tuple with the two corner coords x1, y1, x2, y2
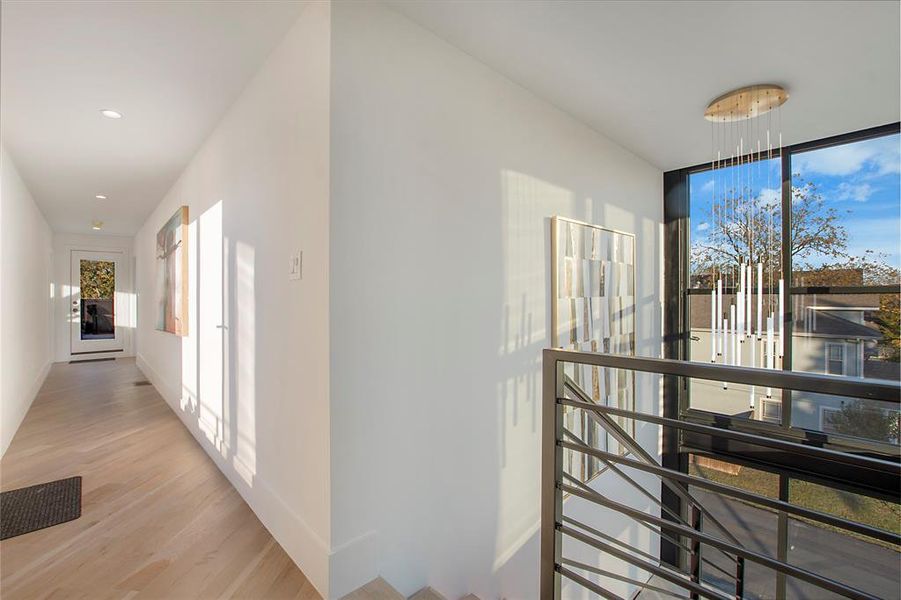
(70, 250, 125, 354)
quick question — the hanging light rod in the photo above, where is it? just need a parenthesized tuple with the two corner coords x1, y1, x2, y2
(704, 82, 788, 404)
(704, 84, 788, 122)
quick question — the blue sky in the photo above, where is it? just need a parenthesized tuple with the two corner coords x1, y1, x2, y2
(690, 133, 901, 269)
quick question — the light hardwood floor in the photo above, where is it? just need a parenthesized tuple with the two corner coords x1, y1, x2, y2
(0, 358, 320, 600)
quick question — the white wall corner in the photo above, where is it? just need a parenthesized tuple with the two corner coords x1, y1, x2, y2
(0, 359, 51, 457)
(327, 530, 380, 599)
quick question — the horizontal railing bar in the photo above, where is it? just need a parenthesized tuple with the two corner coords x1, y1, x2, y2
(559, 441, 901, 546)
(564, 510, 739, 585)
(563, 378, 745, 549)
(686, 285, 900, 296)
(563, 417, 743, 570)
(560, 398, 901, 474)
(562, 472, 694, 556)
(545, 349, 901, 403)
(561, 558, 692, 600)
(562, 515, 662, 565)
(559, 524, 733, 600)
(563, 426, 691, 528)
(561, 428, 615, 479)
(560, 483, 880, 600)
(557, 565, 622, 600)
(563, 513, 739, 585)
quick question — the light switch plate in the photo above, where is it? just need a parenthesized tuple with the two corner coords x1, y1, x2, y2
(289, 251, 302, 280)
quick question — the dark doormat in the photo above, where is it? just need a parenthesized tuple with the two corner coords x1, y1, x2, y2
(0, 476, 82, 540)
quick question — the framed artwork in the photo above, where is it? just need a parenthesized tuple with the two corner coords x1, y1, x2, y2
(155, 206, 189, 336)
(550, 216, 636, 482)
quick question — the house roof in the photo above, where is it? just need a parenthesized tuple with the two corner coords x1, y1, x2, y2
(800, 294, 880, 310)
(802, 310, 880, 339)
(689, 293, 882, 339)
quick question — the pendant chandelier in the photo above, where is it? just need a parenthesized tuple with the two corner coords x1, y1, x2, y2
(704, 84, 788, 407)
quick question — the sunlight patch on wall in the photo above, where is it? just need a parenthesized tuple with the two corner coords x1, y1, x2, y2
(492, 170, 575, 570)
(234, 240, 257, 485)
(181, 219, 198, 416)
(499, 169, 575, 354)
(198, 201, 225, 453)
(114, 292, 137, 329)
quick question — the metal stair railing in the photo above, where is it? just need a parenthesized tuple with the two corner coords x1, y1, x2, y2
(540, 348, 900, 600)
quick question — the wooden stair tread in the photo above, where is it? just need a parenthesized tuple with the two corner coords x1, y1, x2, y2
(340, 578, 480, 600)
(341, 577, 404, 600)
(409, 588, 447, 600)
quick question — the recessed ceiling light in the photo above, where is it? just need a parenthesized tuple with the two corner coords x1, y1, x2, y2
(92, 220, 103, 230)
(100, 109, 122, 119)
(95, 194, 107, 200)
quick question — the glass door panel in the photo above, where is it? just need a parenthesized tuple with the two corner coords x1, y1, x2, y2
(70, 250, 124, 354)
(79, 259, 115, 340)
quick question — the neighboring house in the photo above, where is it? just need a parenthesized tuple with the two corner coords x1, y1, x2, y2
(687, 292, 898, 441)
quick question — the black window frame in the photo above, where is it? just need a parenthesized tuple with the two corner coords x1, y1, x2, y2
(665, 121, 900, 457)
(661, 123, 901, 577)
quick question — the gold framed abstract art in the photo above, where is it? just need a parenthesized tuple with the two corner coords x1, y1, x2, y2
(550, 216, 636, 482)
(155, 206, 189, 336)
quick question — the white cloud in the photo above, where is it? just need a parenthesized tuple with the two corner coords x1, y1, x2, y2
(696, 222, 710, 231)
(701, 179, 714, 193)
(793, 135, 900, 177)
(871, 136, 901, 175)
(843, 217, 901, 268)
(757, 187, 781, 208)
(836, 182, 873, 202)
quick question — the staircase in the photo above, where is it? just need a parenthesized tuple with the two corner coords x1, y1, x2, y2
(340, 577, 480, 600)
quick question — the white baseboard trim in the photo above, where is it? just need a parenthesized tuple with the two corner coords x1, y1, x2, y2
(135, 353, 330, 597)
(328, 530, 380, 599)
(1, 359, 52, 457)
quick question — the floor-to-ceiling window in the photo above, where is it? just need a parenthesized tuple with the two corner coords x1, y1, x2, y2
(664, 123, 900, 600)
(787, 134, 900, 445)
(683, 126, 900, 448)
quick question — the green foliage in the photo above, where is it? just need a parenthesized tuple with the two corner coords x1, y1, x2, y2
(81, 260, 115, 299)
(828, 400, 899, 444)
(873, 295, 901, 361)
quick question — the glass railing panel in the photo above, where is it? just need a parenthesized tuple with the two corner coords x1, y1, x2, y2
(785, 516, 899, 599)
(791, 392, 899, 446)
(688, 454, 779, 600)
(787, 478, 899, 598)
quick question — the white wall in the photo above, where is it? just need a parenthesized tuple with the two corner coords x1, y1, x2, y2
(132, 2, 332, 596)
(328, 3, 663, 598)
(51, 233, 135, 362)
(0, 144, 53, 456)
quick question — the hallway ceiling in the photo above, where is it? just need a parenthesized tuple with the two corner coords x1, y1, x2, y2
(388, 0, 900, 172)
(0, 1, 306, 235)
(3, 2, 898, 236)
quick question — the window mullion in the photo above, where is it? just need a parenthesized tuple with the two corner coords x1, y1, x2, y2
(780, 146, 793, 430)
